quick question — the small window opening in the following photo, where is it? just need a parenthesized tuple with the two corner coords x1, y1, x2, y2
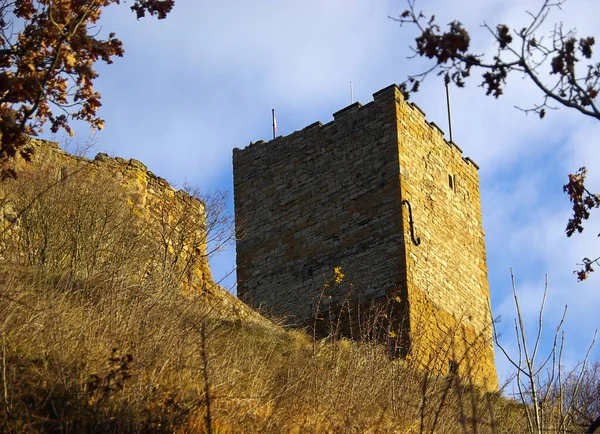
(448, 174, 457, 192)
(302, 265, 314, 280)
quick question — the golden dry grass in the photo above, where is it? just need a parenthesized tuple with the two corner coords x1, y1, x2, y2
(0, 263, 529, 433)
(1, 158, 591, 433)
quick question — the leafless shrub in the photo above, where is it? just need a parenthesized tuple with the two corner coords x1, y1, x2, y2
(147, 185, 235, 291)
(564, 361, 600, 433)
(0, 163, 151, 284)
(495, 271, 598, 434)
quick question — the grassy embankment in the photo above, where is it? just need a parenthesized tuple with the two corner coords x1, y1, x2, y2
(0, 159, 530, 433)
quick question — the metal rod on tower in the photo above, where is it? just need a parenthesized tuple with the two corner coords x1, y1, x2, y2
(350, 81, 354, 104)
(445, 81, 453, 142)
(272, 109, 276, 140)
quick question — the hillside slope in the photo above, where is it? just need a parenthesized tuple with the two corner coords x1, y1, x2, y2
(0, 140, 532, 433)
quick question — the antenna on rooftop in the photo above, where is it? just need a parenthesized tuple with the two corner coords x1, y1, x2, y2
(445, 81, 454, 142)
(350, 81, 354, 104)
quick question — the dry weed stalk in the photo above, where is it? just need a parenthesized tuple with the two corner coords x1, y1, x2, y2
(494, 270, 598, 434)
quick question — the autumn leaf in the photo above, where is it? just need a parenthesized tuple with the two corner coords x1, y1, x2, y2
(0, 0, 175, 174)
(65, 53, 77, 67)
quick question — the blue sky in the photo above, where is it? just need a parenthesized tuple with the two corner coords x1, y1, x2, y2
(45, 1, 600, 385)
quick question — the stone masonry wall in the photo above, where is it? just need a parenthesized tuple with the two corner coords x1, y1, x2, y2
(234, 90, 406, 325)
(233, 84, 497, 389)
(391, 85, 497, 388)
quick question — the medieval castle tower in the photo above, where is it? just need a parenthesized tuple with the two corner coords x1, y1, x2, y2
(233, 84, 498, 389)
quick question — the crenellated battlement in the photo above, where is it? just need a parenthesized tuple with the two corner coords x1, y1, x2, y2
(237, 84, 479, 173)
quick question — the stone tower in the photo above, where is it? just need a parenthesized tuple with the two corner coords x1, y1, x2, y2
(233, 84, 497, 389)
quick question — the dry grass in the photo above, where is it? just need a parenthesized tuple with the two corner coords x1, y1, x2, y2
(0, 157, 594, 433)
(0, 264, 527, 433)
